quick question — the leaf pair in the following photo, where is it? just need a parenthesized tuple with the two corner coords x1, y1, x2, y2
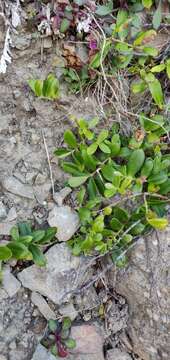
(28, 74, 60, 100)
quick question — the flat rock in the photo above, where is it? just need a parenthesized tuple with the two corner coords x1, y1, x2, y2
(31, 292, 56, 320)
(3, 176, 34, 200)
(106, 349, 132, 360)
(71, 324, 104, 356)
(18, 243, 84, 305)
(59, 302, 78, 321)
(48, 205, 79, 242)
(2, 267, 21, 297)
(116, 229, 170, 360)
(31, 344, 56, 360)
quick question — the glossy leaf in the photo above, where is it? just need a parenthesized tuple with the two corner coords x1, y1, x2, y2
(0, 246, 12, 261)
(29, 244, 47, 266)
(127, 149, 145, 176)
(147, 217, 168, 230)
(68, 176, 89, 188)
(64, 130, 77, 149)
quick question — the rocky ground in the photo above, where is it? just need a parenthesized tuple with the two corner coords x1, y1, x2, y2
(0, 2, 170, 360)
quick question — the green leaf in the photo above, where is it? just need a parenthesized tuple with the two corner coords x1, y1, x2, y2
(99, 142, 111, 153)
(159, 179, 170, 194)
(119, 177, 132, 194)
(62, 162, 84, 176)
(19, 236, 33, 244)
(7, 242, 33, 260)
(43, 75, 60, 99)
(88, 117, 99, 128)
(62, 317, 72, 331)
(60, 18, 70, 33)
(18, 222, 32, 236)
(130, 222, 145, 235)
(114, 207, 129, 223)
(140, 114, 164, 131)
(95, 1, 113, 16)
(48, 319, 58, 332)
(148, 172, 168, 185)
(110, 218, 123, 231)
(104, 183, 117, 197)
(41, 227, 57, 244)
(143, 46, 158, 57)
(101, 163, 115, 182)
(10, 226, 19, 241)
(131, 80, 147, 94)
(34, 80, 43, 97)
(151, 64, 165, 73)
(111, 134, 121, 155)
(97, 130, 109, 144)
(147, 217, 168, 230)
(134, 30, 156, 46)
(64, 338, 76, 349)
(79, 208, 92, 223)
(127, 149, 145, 176)
(68, 176, 89, 188)
(87, 178, 98, 200)
(77, 186, 86, 205)
(0, 246, 12, 261)
(147, 76, 164, 109)
(141, 158, 153, 177)
(142, 0, 153, 9)
(92, 215, 104, 233)
(64, 130, 77, 149)
(32, 230, 45, 242)
(153, 2, 162, 30)
(29, 244, 47, 266)
(166, 59, 170, 79)
(54, 148, 72, 158)
(87, 142, 98, 155)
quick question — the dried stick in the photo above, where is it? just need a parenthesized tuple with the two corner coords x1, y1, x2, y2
(42, 131, 55, 198)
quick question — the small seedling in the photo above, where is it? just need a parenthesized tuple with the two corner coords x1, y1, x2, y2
(28, 74, 60, 100)
(43, 318, 76, 358)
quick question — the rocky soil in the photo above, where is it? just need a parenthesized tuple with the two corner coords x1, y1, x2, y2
(0, 3, 170, 360)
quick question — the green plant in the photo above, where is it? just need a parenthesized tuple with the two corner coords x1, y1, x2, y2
(41, 317, 76, 358)
(28, 74, 60, 100)
(54, 117, 169, 261)
(0, 222, 57, 266)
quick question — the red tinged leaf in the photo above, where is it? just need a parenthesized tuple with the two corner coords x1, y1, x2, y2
(57, 341, 69, 358)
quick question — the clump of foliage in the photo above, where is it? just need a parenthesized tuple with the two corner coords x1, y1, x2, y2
(28, 74, 60, 100)
(54, 116, 170, 264)
(42, 317, 76, 358)
(0, 222, 57, 266)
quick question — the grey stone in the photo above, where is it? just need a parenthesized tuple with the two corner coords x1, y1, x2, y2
(48, 205, 79, 242)
(53, 187, 72, 206)
(2, 267, 21, 297)
(3, 176, 35, 199)
(33, 182, 51, 204)
(59, 302, 78, 321)
(0, 201, 7, 220)
(115, 229, 170, 360)
(18, 243, 85, 305)
(31, 345, 56, 360)
(106, 349, 132, 360)
(13, 34, 31, 50)
(31, 292, 56, 320)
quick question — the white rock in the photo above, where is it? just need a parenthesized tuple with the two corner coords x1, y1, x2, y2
(59, 302, 78, 321)
(31, 292, 56, 320)
(31, 344, 56, 360)
(18, 243, 83, 305)
(48, 205, 79, 242)
(2, 267, 21, 297)
(106, 349, 132, 360)
(3, 176, 34, 199)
